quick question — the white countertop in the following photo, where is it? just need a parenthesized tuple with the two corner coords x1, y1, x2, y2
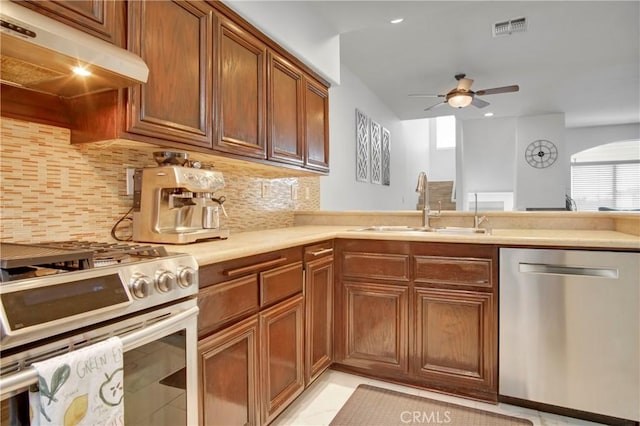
(164, 225, 640, 266)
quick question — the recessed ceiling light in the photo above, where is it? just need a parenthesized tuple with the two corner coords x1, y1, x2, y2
(72, 66, 91, 76)
(484, 112, 494, 117)
(390, 18, 404, 24)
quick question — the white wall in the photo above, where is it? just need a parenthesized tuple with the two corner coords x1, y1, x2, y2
(515, 113, 566, 210)
(428, 120, 456, 181)
(320, 65, 428, 211)
(566, 123, 640, 155)
(403, 119, 431, 209)
(223, 0, 340, 85)
(459, 117, 517, 210)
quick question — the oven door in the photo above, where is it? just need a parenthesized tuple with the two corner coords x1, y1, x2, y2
(0, 299, 199, 426)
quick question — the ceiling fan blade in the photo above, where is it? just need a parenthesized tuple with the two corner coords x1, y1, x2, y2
(424, 102, 447, 111)
(471, 96, 490, 108)
(456, 78, 473, 91)
(475, 85, 519, 96)
(409, 94, 444, 98)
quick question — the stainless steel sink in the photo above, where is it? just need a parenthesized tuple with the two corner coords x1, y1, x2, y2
(350, 226, 489, 235)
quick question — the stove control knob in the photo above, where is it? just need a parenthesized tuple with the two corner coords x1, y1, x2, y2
(130, 274, 152, 299)
(156, 270, 177, 293)
(177, 266, 197, 288)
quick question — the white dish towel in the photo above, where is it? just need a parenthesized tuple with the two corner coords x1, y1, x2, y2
(29, 337, 124, 426)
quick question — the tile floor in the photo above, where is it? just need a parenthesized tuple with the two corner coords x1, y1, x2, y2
(271, 370, 605, 426)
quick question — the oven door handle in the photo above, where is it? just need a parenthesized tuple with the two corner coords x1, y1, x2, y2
(0, 305, 199, 399)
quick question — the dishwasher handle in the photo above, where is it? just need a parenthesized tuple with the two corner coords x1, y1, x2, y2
(519, 262, 619, 279)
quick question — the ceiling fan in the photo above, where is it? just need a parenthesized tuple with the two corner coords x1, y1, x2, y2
(409, 73, 519, 111)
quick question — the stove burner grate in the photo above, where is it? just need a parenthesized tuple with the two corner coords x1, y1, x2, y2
(43, 241, 169, 265)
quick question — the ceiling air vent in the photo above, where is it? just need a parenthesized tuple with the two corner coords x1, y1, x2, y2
(493, 17, 527, 37)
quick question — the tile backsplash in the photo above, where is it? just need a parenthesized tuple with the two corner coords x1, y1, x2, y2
(0, 117, 320, 243)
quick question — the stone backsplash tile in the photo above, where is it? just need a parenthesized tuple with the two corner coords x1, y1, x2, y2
(0, 117, 319, 243)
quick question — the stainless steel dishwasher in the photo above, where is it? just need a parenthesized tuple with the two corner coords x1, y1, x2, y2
(500, 248, 639, 422)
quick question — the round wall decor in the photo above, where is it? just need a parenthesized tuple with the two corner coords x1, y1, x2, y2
(525, 139, 558, 168)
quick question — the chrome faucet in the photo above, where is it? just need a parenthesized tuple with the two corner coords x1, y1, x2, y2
(473, 193, 488, 229)
(416, 171, 439, 228)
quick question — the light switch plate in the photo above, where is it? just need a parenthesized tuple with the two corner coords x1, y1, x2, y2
(262, 182, 270, 198)
(126, 168, 136, 196)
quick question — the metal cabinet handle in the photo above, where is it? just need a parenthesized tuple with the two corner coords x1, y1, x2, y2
(222, 257, 288, 277)
(519, 263, 618, 279)
(309, 248, 333, 257)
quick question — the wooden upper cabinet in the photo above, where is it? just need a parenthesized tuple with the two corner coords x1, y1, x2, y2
(268, 52, 304, 166)
(13, 0, 125, 46)
(126, 1, 213, 148)
(304, 78, 329, 172)
(214, 16, 267, 159)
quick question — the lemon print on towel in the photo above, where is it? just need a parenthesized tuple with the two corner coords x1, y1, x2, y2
(63, 394, 88, 426)
(99, 368, 124, 407)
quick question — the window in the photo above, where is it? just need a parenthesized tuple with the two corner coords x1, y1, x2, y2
(571, 141, 640, 211)
(435, 115, 456, 149)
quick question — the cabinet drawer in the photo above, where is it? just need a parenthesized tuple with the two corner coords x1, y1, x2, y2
(260, 262, 303, 307)
(342, 252, 410, 282)
(304, 241, 333, 262)
(199, 246, 302, 287)
(414, 256, 491, 288)
(198, 275, 259, 337)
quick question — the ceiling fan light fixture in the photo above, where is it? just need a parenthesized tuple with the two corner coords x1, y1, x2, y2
(448, 93, 473, 108)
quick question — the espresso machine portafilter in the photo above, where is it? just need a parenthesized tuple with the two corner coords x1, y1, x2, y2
(132, 155, 230, 244)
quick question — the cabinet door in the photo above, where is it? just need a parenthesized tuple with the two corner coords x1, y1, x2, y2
(413, 288, 497, 400)
(214, 16, 267, 159)
(339, 281, 409, 374)
(267, 52, 304, 166)
(260, 295, 305, 424)
(305, 254, 334, 384)
(127, 1, 213, 148)
(13, 0, 125, 45)
(303, 78, 329, 172)
(199, 316, 260, 426)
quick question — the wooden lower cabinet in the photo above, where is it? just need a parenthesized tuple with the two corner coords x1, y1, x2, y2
(413, 288, 496, 400)
(334, 239, 498, 402)
(198, 294, 305, 426)
(199, 316, 260, 426)
(260, 295, 305, 424)
(304, 251, 334, 384)
(340, 281, 409, 374)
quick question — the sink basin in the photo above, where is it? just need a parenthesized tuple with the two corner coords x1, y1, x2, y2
(350, 226, 489, 235)
(430, 226, 490, 235)
(352, 226, 427, 232)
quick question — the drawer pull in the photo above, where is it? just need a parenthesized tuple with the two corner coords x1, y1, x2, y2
(223, 257, 288, 277)
(309, 248, 333, 257)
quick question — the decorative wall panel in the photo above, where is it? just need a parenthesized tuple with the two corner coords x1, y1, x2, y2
(370, 120, 382, 185)
(382, 127, 390, 186)
(355, 109, 369, 182)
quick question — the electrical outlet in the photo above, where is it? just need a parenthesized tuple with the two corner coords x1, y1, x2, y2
(261, 182, 270, 198)
(126, 168, 136, 196)
(291, 185, 298, 200)
(304, 187, 310, 200)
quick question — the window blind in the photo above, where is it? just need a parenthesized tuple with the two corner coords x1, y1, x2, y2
(571, 161, 640, 211)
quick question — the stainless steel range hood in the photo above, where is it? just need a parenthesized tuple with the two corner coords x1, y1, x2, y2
(0, 1, 148, 98)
